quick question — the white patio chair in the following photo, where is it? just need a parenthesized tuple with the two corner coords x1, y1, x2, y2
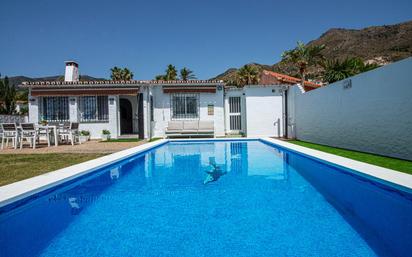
(58, 122, 71, 143)
(59, 122, 80, 145)
(20, 123, 38, 149)
(1, 123, 19, 150)
(37, 125, 51, 147)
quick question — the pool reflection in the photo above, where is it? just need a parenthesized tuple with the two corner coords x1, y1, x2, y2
(148, 141, 289, 183)
(0, 154, 145, 257)
(0, 141, 291, 257)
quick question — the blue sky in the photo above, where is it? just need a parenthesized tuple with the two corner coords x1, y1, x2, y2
(0, 0, 411, 80)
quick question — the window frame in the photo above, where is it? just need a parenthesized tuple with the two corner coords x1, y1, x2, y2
(78, 95, 109, 123)
(40, 96, 70, 122)
(170, 93, 200, 120)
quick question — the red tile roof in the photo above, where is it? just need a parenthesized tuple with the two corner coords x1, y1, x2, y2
(260, 70, 321, 90)
(20, 80, 224, 88)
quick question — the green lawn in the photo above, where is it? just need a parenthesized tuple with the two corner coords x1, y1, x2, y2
(288, 140, 412, 175)
(101, 137, 161, 143)
(102, 138, 142, 142)
(149, 137, 162, 142)
(0, 153, 106, 186)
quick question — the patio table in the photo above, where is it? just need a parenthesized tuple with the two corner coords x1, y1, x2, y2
(37, 125, 59, 147)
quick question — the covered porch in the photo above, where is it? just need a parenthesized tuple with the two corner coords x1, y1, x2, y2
(25, 82, 146, 140)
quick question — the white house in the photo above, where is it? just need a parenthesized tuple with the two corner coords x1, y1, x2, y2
(22, 61, 226, 139)
(21, 61, 320, 139)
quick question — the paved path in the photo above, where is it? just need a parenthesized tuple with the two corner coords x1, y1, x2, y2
(0, 140, 147, 154)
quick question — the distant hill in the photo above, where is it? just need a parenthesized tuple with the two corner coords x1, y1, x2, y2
(7, 75, 103, 87)
(3, 75, 104, 101)
(212, 20, 412, 81)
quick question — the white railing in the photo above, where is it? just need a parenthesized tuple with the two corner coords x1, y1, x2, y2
(0, 115, 28, 124)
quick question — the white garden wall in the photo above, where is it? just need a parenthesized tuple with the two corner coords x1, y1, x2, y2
(289, 57, 412, 160)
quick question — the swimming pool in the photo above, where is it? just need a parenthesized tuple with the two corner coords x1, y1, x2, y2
(0, 139, 411, 257)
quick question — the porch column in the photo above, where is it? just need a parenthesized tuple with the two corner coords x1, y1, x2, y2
(108, 95, 119, 139)
(28, 93, 39, 123)
(69, 96, 78, 122)
(142, 88, 149, 139)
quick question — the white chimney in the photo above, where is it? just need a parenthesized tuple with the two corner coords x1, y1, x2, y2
(64, 61, 79, 82)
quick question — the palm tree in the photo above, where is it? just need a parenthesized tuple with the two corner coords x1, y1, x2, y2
(110, 67, 122, 80)
(180, 68, 196, 81)
(121, 68, 134, 80)
(322, 58, 355, 83)
(281, 41, 325, 86)
(0, 76, 16, 114)
(322, 57, 380, 83)
(237, 65, 260, 86)
(165, 64, 178, 81)
(110, 66, 134, 80)
(155, 74, 166, 81)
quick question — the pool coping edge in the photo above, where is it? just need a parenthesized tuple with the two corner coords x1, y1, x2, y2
(0, 139, 169, 208)
(261, 138, 412, 190)
(1, 137, 411, 208)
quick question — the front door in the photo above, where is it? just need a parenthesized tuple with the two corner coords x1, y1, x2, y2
(228, 96, 242, 133)
(120, 98, 133, 134)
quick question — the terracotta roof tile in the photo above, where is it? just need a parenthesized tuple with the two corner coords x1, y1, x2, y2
(261, 70, 321, 88)
(20, 80, 225, 88)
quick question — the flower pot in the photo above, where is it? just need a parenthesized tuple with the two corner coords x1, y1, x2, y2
(79, 135, 89, 143)
(101, 134, 111, 141)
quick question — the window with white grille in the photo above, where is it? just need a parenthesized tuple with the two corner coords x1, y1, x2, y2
(170, 93, 199, 119)
(78, 96, 109, 122)
(40, 96, 70, 122)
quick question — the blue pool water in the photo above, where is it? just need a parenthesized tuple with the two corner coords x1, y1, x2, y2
(0, 140, 411, 257)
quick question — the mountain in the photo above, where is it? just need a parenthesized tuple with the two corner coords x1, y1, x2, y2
(3, 75, 104, 101)
(212, 20, 412, 81)
(7, 75, 103, 87)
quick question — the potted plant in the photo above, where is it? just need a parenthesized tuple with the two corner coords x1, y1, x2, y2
(79, 130, 90, 143)
(101, 130, 111, 141)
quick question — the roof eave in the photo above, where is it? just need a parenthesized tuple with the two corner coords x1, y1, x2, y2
(20, 80, 225, 88)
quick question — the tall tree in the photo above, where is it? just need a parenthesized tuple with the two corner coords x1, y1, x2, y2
(0, 76, 16, 114)
(155, 74, 166, 81)
(165, 64, 178, 81)
(281, 41, 325, 86)
(180, 67, 196, 81)
(322, 57, 380, 83)
(110, 66, 134, 80)
(110, 66, 122, 80)
(237, 65, 260, 86)
(121, 68, 134, 81)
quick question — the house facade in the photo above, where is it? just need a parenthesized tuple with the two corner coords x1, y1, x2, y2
(22, 61, 226, 139)
(22, 61, 320, 139)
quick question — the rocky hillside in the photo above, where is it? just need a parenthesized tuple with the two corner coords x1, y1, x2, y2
(212, 20, 412, 81)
